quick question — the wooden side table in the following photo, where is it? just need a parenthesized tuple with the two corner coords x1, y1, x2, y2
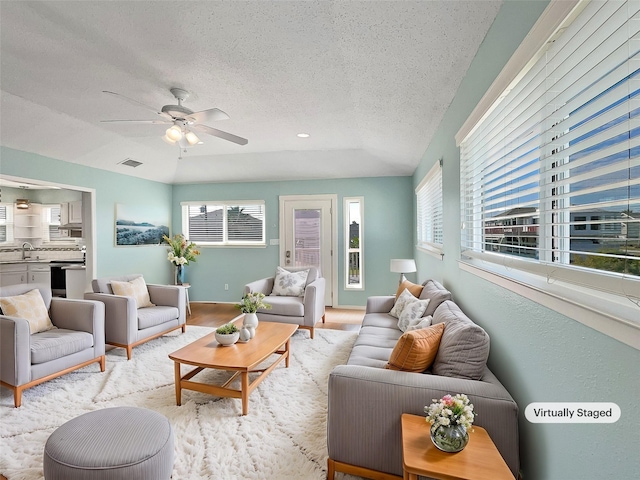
(401, 413, 513, 480)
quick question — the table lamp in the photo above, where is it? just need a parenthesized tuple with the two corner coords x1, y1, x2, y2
(390, 259, 417, 284)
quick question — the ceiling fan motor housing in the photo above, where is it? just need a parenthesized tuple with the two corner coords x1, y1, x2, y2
(162, 104, 193, 119)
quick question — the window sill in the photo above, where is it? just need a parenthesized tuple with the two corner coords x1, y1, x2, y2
(458, 259, 640, 351)
(417, 243, 444, 260)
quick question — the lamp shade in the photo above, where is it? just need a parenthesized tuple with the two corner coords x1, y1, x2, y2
(390, 259, 416, 273)
(16, 199, 30, 209)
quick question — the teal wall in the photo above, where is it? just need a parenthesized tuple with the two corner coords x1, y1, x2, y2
(172, 176, 413, 304)
(412, 2, 640, 479)
(0, 147, 174, 283)
(1, 147, 413, 304)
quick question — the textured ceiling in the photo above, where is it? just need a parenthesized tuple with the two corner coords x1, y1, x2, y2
(0, 1, 502, 184)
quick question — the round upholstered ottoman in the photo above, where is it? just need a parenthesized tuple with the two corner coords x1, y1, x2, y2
(43, 407, 174, 480)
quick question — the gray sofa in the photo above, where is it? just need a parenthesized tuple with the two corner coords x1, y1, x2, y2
(85, 274, 186, 359)
(327, 280, 519, 479)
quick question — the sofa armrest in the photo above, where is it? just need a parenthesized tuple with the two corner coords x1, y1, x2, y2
(147, 284, 186, 324)
(84, 292, 137, 345)
(366, 295, 395, 314)
(0, 316, 31, 387)
(303, 277, 325, 327)
(327, 364, 519, 477)
(50, 298, 105, 356)
(244, 277, 274, 296)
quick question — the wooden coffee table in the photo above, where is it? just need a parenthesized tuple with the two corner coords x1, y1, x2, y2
(168, 321, 298, 415)
(401, 413, 514, 480)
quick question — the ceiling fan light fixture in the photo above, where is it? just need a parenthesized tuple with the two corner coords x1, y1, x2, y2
(166, 124, 183, 141)
(162, 134, 177, 145)
(185, 130, 200, 146)
(16, 198, 30, 209)
(297, 133, 310, 138)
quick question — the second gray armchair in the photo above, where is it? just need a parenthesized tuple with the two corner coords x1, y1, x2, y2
(85, 274, 186, 359)
(244, 266, 325, 339)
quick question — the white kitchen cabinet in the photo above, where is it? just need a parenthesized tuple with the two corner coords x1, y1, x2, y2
(28, 264, 51, 285)
(61, 201, 82, 224)
(0, 263, 51, 287)
(0, 264, 28, 286)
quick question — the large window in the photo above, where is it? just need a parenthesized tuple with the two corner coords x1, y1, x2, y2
(344, 197, 363, 289)
(182, 201, 265, 246)
(416, 161, 443, 256)
(458, 0, 639, 337)
(0, 204, 12, 243)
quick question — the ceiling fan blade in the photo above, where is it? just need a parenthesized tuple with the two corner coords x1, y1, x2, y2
(186, 108, 230, 124)
(102, 91, 170, 119)
(100, 119, 171, 124)
(192, 124, 248, 146)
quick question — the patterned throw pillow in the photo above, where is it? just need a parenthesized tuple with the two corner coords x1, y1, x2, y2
(397, 300, 431, 332)
(389, 288, 418, 318)
(110, 276, 155, 308)
(385, 323, 446, 372)
(406, 315, 433, 331)
(271, 267, 310, 296)
(0, 289, 56, 334)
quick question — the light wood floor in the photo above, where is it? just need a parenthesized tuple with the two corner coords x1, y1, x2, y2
(188, 302, 364, 333)
(0, 304, 364, 480)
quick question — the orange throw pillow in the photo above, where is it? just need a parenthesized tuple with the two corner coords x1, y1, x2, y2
(395, 280, 423, 299)
(385, 323, 445, 373)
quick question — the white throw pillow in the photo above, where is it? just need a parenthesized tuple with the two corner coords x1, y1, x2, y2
(397, 299, 430, 332)
(389, 288, 417, 318)
(271, 267, 310, 297)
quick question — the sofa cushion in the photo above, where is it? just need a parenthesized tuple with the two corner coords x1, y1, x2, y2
(137, 306, 179, 330)
(271, 267, 309, 297)
(110, 276, 155, 308)
(31, 329, 94, 364)
(347, 344, 393, 368)
(431, 300, 489, 380)
(0, 289, 56, 334)
(361, 313, 398, 329)
(385, 323, 445, 372)
(261, 295, 304, 317)
(419, 280, 452, 317)
(355, 325, 403, 349)
(395, 280, 423, 299)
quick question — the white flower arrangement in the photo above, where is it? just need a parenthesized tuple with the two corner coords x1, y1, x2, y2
(425, 393, 475, 430)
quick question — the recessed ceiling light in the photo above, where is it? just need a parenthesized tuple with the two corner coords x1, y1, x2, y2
(297, 133, 310, 138)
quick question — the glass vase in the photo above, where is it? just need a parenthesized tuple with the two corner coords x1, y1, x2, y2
(430, 423, 469, 453)
(175, 265, 185, 285)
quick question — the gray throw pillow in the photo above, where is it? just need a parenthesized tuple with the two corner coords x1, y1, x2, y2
(431, 300, 489, 380)
(419, 280, 452, 317)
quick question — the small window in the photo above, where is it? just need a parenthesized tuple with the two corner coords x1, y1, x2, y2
(43, 205, 64, 241)
(0, 204, 14, 244)
(182, 201, 265, 246)
(416, 161, 443, 256)
(344, 197, 364, 289)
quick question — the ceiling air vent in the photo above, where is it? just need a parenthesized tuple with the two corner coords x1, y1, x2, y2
(119, 158, 142, 168)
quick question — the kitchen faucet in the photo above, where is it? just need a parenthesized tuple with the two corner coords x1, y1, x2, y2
(21, 242, 34, 260)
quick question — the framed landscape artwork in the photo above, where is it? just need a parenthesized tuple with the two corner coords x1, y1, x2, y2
(115, 204, 170, 246)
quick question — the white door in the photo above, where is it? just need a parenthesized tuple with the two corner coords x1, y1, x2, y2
(280, 195, 336, 306)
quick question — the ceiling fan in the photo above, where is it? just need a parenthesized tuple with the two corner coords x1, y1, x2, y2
(101, 88, 248, 148)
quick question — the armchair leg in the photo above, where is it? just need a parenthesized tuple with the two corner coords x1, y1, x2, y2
(322, 314, 326, 323)
(126, 346, 133, 360)
(99, 355, 106, 372)
(14, 387, 23, 408)
(182, 324, 186, 333)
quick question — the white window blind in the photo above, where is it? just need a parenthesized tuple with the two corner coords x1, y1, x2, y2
(0, 204, 14, 243)
(416, 161, 443, 254)
(182, 202, 265, 245)
(460, 0, 640, 298)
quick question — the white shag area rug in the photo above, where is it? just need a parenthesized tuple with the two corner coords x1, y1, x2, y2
(0, 326, 363, 480)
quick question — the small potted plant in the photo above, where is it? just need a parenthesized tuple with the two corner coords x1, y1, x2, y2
(425, 393, 476, 453)
(215, 323, 240, 346)
(235, 292, 271, 332)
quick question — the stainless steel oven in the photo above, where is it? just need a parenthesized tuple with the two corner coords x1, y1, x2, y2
(50, 259, 85, 297)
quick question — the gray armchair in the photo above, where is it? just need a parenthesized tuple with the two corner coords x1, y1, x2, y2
(0, 283, 105, 408)
(243, 266, 325, 339)
(85, 274, 186, 360)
